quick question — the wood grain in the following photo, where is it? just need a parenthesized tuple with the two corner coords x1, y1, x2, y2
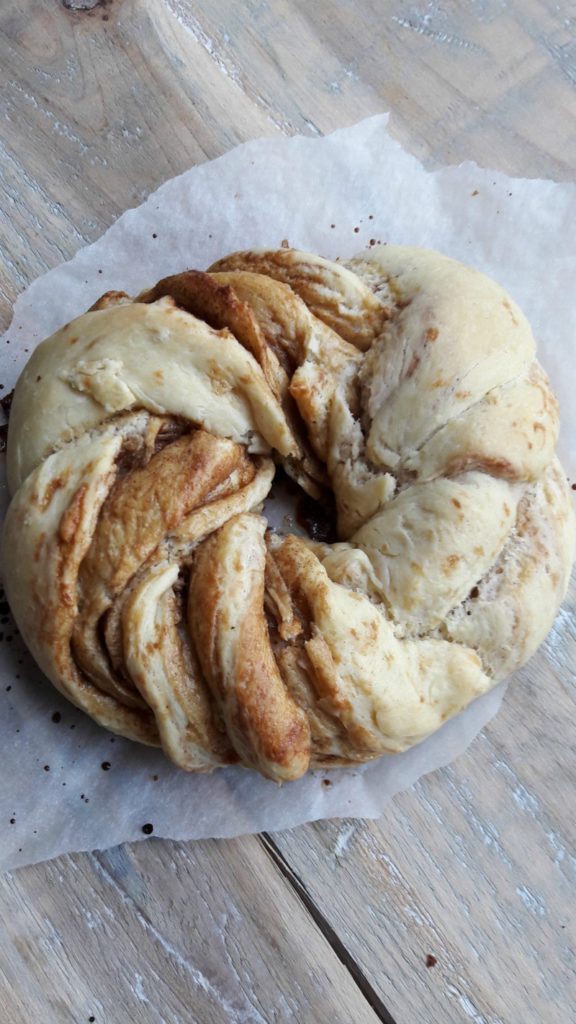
(0, 839, 384, 1023)
(0, 1, 575, 1022)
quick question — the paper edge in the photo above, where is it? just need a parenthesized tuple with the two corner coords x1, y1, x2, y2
(0, 114, 570, 868)
(4, 111, 576, 347)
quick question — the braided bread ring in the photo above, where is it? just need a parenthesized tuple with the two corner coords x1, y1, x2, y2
(2, 246, 573, 780)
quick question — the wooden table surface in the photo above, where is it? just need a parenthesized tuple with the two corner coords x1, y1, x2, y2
(1, 2, 575, 1022)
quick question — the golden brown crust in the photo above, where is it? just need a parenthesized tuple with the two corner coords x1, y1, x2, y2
(72, 429, 253, 703)
(139, 269, 327, 499)
(122, 564, 237, 770)
(88, 290, 132, 312)
(209, 248, 389, 349)
(1, 245, 573, 779)
(139, 271, 281, 394)
(189, 515, 311, 781)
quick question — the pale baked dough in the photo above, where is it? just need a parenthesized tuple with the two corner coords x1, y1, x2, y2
(1, 246, 573, 781)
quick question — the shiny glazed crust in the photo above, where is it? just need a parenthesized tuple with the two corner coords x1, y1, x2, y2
(2, 246, 574, 781)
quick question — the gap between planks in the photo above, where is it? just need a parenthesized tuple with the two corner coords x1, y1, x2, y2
(260, 832, 398, 1024)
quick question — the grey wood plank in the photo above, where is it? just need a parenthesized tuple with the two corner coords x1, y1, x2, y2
(0, 837, 384, 1023)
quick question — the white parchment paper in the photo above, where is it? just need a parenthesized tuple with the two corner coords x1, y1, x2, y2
(0, 114, 574, 871)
